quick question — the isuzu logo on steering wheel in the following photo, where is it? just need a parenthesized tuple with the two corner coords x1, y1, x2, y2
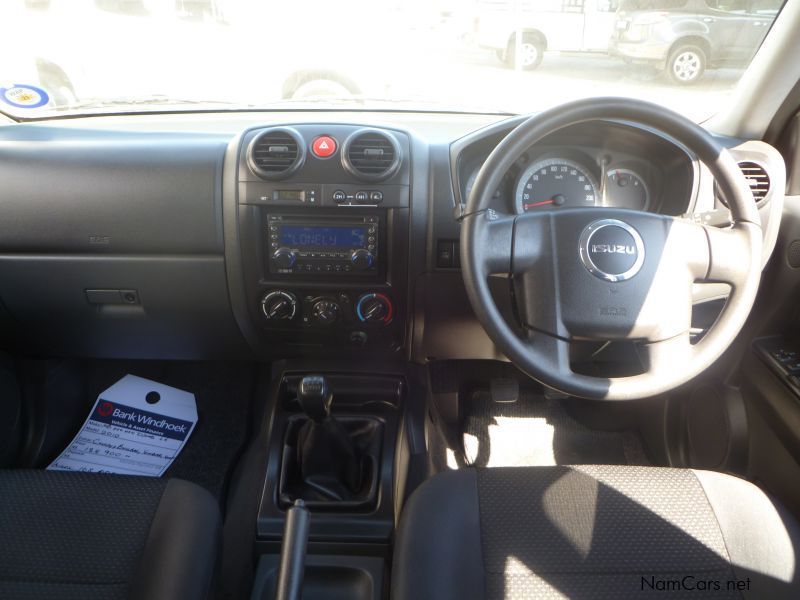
(590, 243, 637, 254)
(579, 219, 645, 282)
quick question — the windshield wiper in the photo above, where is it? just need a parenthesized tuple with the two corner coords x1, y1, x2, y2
(53, 95, 246, 112)
(45, 93, 513, 117)
(268, 94, 515, 115)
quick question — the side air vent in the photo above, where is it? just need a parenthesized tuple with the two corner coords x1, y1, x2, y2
(341, 129, 402, 182)
(247, 128, 305, 180)
(738, 161, 770, 204)
(717, 161, 771, 208)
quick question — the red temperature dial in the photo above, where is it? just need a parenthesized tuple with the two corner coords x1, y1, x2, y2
(356, 293, 393, 325)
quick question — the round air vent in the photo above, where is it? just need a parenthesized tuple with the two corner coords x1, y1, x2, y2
(247, 128, 305, 180)
(716, 161, 771, 208)
(341, 129, 402, 182)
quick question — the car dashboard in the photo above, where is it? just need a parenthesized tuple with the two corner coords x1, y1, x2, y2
(0, 110, 785, 363)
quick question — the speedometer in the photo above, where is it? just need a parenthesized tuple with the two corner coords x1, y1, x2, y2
(515, 158, 599, 213)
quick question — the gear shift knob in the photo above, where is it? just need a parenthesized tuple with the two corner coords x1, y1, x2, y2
(297, 375, 333, 423)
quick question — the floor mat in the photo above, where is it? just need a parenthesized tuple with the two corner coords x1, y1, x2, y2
(86, 361, 255, 500)
(462, 391, 649, 468)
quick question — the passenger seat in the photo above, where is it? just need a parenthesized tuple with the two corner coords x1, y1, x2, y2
(0, 470, 220, 600)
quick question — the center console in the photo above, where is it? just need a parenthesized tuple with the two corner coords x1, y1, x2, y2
(250, 364, 416, 600)
(223, 123, 419, 599)
(228, 124, 411, 358)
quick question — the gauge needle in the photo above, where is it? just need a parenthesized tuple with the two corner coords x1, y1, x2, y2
(523, 199, 554, 209)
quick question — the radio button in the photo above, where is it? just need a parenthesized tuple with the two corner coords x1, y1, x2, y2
(333, 190, 347, 203)
(351, 248, 375, 271)
(272, 247, 297, 269)
(369, 191, 384, 202)
(355, 191, 369, 202)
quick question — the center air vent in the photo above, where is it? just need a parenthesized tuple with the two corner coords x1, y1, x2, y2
(341, 129, 402, 182)
(247, 128, 305, 180)
(717, 161, 771, 208)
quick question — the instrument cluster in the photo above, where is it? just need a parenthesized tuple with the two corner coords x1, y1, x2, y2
(457, 122, 696, 218)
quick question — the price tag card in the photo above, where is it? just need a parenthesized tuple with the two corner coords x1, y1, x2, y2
(48, 375, 197, 476)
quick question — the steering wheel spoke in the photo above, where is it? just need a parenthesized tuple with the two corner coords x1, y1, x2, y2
(462, 211, 514, 276)
(524, 330, 572, 377)
(701, 222, 761, 287)
(637, 331, 694, 378)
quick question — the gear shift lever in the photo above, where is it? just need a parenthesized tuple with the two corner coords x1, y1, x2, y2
(296, 375, 333, 423)
(295, 375, 362, 500)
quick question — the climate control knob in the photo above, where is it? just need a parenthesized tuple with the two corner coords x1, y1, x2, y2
(261, 290, 297, 320)
(272, 247, 297, 269)
(311, 298, 341, 326)
(356, 293, 393, 325)
(350, 248, 375, 271)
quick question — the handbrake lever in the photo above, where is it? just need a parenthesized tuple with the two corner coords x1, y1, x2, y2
(274, 499, 310, 600)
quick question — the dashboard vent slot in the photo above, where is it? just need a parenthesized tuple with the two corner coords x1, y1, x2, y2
(342, 129, 401, 182)
(738, 161, 770, 204)
(247, 128, 305, 180)
(716, 161, 771, 208)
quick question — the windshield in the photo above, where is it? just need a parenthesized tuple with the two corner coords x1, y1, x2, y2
(0, 0, 787, 121)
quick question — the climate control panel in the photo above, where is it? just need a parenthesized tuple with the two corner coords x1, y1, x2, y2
(259, 289, 394, 328)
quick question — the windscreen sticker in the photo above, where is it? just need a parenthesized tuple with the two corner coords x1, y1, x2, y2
(0, 84, 50, 109)
(48, 375, 198, 477)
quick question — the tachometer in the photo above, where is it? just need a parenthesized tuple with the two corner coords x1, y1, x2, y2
(465, 168, 479, 202)
(515, 158, 599, 213)
(465, 165, 503, 204)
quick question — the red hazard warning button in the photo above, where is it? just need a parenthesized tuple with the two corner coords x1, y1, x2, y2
(311, 135, 337, 158)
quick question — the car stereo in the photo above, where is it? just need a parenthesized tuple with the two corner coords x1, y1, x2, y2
(267, 214, 379, 275)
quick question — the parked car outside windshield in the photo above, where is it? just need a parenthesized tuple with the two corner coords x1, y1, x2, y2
(0, 0, 787, 122)
(610, 0, 781, 84)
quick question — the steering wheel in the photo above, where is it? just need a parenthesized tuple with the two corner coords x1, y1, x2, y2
(461, 98, 762, 400)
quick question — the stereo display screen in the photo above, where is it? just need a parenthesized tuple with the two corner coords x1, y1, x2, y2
(280, 225, 366, 248)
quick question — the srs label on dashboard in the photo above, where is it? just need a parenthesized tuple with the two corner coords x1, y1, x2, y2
(48, 375, 198, 476)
